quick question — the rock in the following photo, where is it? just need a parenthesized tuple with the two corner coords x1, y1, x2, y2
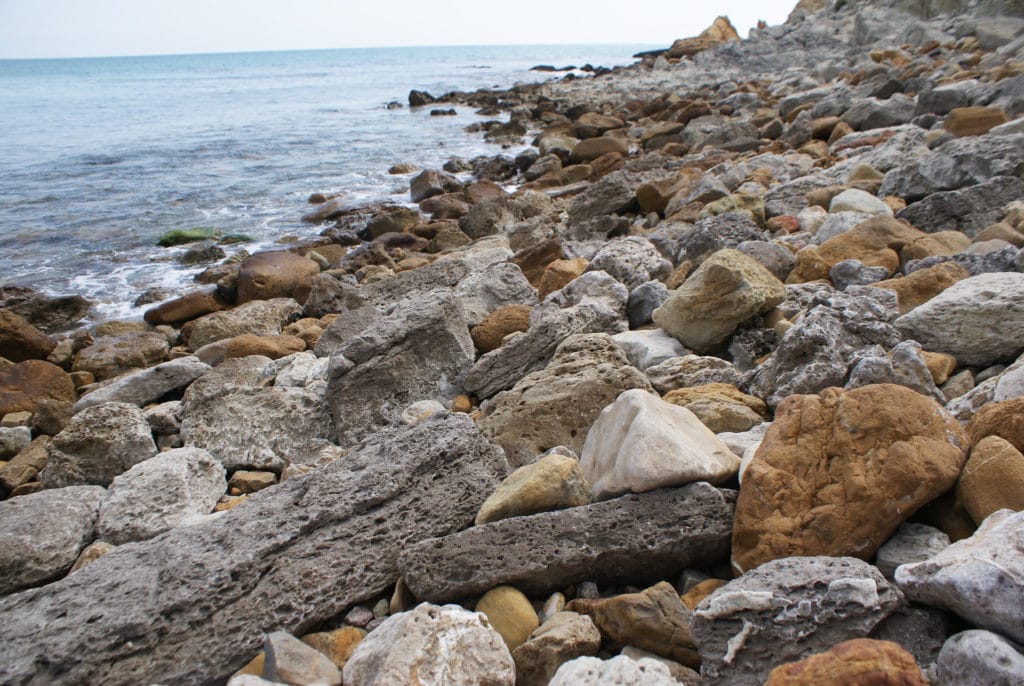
(880, 135, 1024, 202)
(0, 426, 31, 458)
(512, 612, 601, 686)
(477, 334, 651, 468)
(453, 261, 536, 328)
(184, 298, 302, 351)
(300, 627, 365, 671)
(733, 384, 967, 574)
(327, 289, 475, 447)
(549, 656, 675, 685)
(566, 171, 638, 226)
(42, 403, 158, 488)
(538, 258, 588, 301)
(400, 481, 734, 601)
(196, 333, 306, 365)
(653, 249, 785, 353)
(471, 305, 532, 353)
(815, 212, 875, 244)
(410, 169, 463, 203)
(869, 604, 951, 671)
(0, 360, 75, 416)
(262, 632, 341, 686)
(645, 355, 740, 393)
(611, 330, 687, 371)
(896, 273, 1024, 367)
(0, 485, 104, 595)
(873, 262, 970, 314)
(569, 136, 627, 163)
(875, 523, 951, 580)
(841, 95, 916, 130)
(788, 216, 923, 284)
(459, 201, 513, 239)
(668, 15, 740, 58)
(0, 414, 508, 685)
(74, 356, 209, 412)
(144, 289, 229, 326)
(97, 447, 226, 544)
(228, 470, 276, 494)
(896, 176, 1024, 237)
(581, 389, 739, 500)
(0, 308, 55, 362)
(0, 435, 49, 492)
(584, 238, 671, 291)
(475, 451, 590, 525)
(691, 556, 904, 686)
(0, 288, 90, 334)
(476, 586, 539, 650)
(933, 630, 1024, 686)
(829, 188, 893, 216)
(301, 197, 347, 223)
(896, 509, 1024, 644)
(764, 638, 925, 686)
(957, 436, 1024, 525)
(966, 397, 1024, 453)
(69, 540, 116, 574)
(828, 258, 890, 289)
(236, 252, 320, 305)
(365, 206, 419, 238)
(663, 383, 768, 433)
(944, 106, 1009, 137)
(627, 281, 670, 328)
(568, 581, 698, 666)
(73, 332, 169, 382)
(341, 603, 514, 686)
(901, 231, 973, 264)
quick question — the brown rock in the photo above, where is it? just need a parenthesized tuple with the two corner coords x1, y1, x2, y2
(636, 176, 688, 215)
(388, 163, 418, 175)
(922, 351, 957, 386)
(0, 360, 75, 417)
(668, 16, 739, 58)
(301, 627, 365, 671)
(144, 290, 229, 326)
(228, 470, 277, 495)
(764, 638, 926, 686)
(0, 435, 50, 493)
(680, 578, 727, 610)
(957, 436, 1024, 524)
(787, 216, 924, 284)
(474, 452, 591, 526)
(873, 262, 971, 314)
(967, 397, 1024, 452)
(69, 371, 94, 389)
(567, 581, 699, 667)
(282, 318, 323, 348)
(944, 106, 1009, 137)
(974, 222, 1024, 247)
(575, 113, 625, 139)
(452, 394, 472, 413)
(537, 258, 588, 300)
(236, 252, 320, 305)
(471, 305, 533, 353)
(900, 231, 971, 264)
(476, 585, 539, 650)
(513, 239, 564, 287)
(732, 384, 969, 574)
(72, 332, 169, 382)
(512, 612, 601, 686)
(199, 334, 305, 364)
(464, 180, 508, 205)
(0, 309, 55, 362)
(419, 193, 469, 220)
(664, 383, 768, 433)
(568, 137, 628, 164)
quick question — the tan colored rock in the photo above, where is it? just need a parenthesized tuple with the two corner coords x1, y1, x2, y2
(476, 586, 540, 651)
(470, 305, 533, 353)
(0, 360, 75, 417)
(72, 332, 169, 382)
(513, 239, 564, 287)
(567, 581, 699, 667)
(0, 308, 54, 362)
(733, 384, 969, 574)
(974, 222, 1024, 247)
(653, 249, 785, 353)
(301, 627, 366, 671)
(574, 113, 624, 139)
(900, 231, 971, 264)
(452, 394, 472, 413)
(228, 470, 276, 495)
(569, 137, 628, 164)
(144, 290, 229, 326)
(636, 175, 688, 215)
(944, 106, 1009, 137)
(69, 540, 116, 574)
(873, 262, 971, 315)
(282, 318, 324, 348)
(197, 333, 305, 365)
(922, 351, 957, 386)
(537, 258, 587, 300)
(764, 638, 926, 686)
(663, 383, 768, 433)
(788, 217, 924, 284)
(680, 578, 727, 610)
(0, 435, 50, 492)
(236, 251, 320, 305)
(957, 436, 1024, 524)
(668, 16, 739, 58)
(512, 612, 601, 686)
(967, 397, 1024, 453)
(475, 452, 591, 525)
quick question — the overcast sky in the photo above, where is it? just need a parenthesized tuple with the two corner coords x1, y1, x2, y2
(0, 0, 797, 59)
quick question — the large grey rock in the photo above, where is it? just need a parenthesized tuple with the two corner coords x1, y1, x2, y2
(896, 176, 1024, 237)
(875, 523, 950, 580)
(74, 356, 210, 412)
(342, 603, 514, 686)
(933, 630, 1024, 686)
(41, 403, 158, 488)
(870, 605, 953, 671)
(746, 286, 902, 407)
(453, 261, 536, 328)
(326, 289, 475, 446)
(0, 485, 104, 596)
(97, 447, 226, 544)
(311, 306, 384, 357)
(691, 556, 905, 685)
(0, 414, 509, 686)
(529, 270, 628, 331)
(583, 238, 671, 291)
(400, 482, 734, 601)
(896, 509, 1024, 644)
(841, 95, 916, 129)
(262, 631, 341, 686)
(549, 655, 676, 686)
(185, 298, 302, 351)
(627, 281, 670, 328)
(0, 426, 31, 459)
(566, 171, 639, 226)
(675, 212, 765, 264)
(904, 244, 1020, 277)
(846, 340, 945, 403)
(645, 355, 741, 394)
(896, 273, 1024, 367)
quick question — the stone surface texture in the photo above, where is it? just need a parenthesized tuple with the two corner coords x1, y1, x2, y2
(764, 638, 925, 686)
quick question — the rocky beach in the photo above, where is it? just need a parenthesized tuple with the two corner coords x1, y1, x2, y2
(2, 0, 1024, 683)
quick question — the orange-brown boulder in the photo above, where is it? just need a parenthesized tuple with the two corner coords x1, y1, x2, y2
(668, 16, 739, 58)
(899, 230, 971, 264)
(471, 305, 532, 353)
(944, 106, 1008, 137)
(957, 435, 1024, 525)
(732, 384, 968, 574)
(143, 290, 229, 325)
(0, 360, 75, 416)
(537, 258, 588, 300)
(967, 397, 1024, 452)
(512, 239, 564, 287)
(236, 251, 320, 305)
(765, 639, 926, 686)
(568, 136, 628, 164)
(788, 217, 924, 283)
(0, 308, 55, 362)
(873, 262, 970, 314)
(574, 112, 624, 139)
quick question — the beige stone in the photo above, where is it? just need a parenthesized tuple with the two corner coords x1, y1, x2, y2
(144, 290, 229, 326)
(568, 137, 628, 164)
(512, 612, 601, 686)
(663, 383, 768, 433)
(944, 106, 1009, 137)
(236, 251, 320, 305)
(475, 452, 591, 525)
(922, 351, 957, 386)
(680, 578, 727, 610)
(788, 216, 923, 284)
(0, 308, 54, 362)
(537, 258, 587, 300)
(957, 436, 1024, 524)
(476, 586, 540, 651)
(900, 231, 971, 264)
(470, 305, 533, 354)
(873, 262, 971, 314)
(668, 16, 739, 58)
(300, 627, 366, 670)
(0, 360, 75, 417)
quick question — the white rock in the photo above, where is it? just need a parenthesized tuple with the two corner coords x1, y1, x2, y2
(580, 389, 740, 500)
(0, 426, 31, 458)
(549, 655, 676, 686)
(400, 400, 447, 426)
(97, 447, 226, 544)
(611, 329, 688, 371)
(829, 188, 894, 216)
(797, 205, 828, 234)
(934, 630, 1024, 686)
(815, 211, 874, 243)
(994, 354, 1024, 402)
(73, 356, 210, 412)
(273, 352, 329, 388)
(342, 603, 515, 686)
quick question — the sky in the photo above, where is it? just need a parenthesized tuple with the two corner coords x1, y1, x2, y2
(0, 0, 798, 59)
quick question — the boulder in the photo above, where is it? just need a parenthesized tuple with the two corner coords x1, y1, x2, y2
(0, 360, 75, 416)
(566, 170, 638, 226)
(0, 308, 55, 362)
(653, 249, 785, 353)
(733, 384, 968, 574)
(574, 112, 624, 139)
(471, 305, 532, 353)
(236, 252, 320, 305)
(410, 169, 463, 203)
(933, 630, 1024, 686)
(73, 332, 169, 382)
(144, 289, 229, 325)
(764, 639, 925, 685)
(475, 586, 539, 650)
(0, 288, 90, 334)
(896, 176, 1024, 237)
(611, 329, 687, 372)
(626, 281, 670, 328)
(537, 258, 588, 301)
(788, 216, 923, 284)
(828, 189, 893, 216)
(97, 447, 226, 544)
(42, 403, 158, 488)
(184, 298, 302, 351)
(569, 136, 628, 163)
(967, 397, 1024, 453)
(0, 435, 50, 492)
(958, 436, 1024, 525)
(668, 15, 739, 58)
(663, 383, 768, 433)
(195, 333, 305, 365)
(453, 261, 536, 328)
(512, 612, 601, 686)
(944, 106, 1009, 137)
(691, 556, 904, 686)
(475, 451, 591, 525)
(0, 414, 508, 685)
(584, 238, 671, 291)
(400, 482, 734, 601)
(0, 485, 105, 595)
(580, 389, 739, 500)
(873, 262, 970, 314)
(477, 334, 651, 468)
(896, 509, 1024, 643)
(549, 656, 676, 685)
(645, 355, 740, 394)
(262, 632, 341, 686)
(342, 603, 514, 686)
(74, 356, 210, 412)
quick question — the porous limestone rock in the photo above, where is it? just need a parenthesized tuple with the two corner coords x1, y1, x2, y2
(475, 451, 590, 525)
(470, 305, 532, 353)
(933, 630, 1024, 686)
(583, 238, 672, 291)
(873, 262, 970, 314)
(548, 655, 676, 685)
(663, 383, 769, 433)
(896, 176, 1024, 237)
(74, 356, 210, 412)
(645, 355, 741, 394)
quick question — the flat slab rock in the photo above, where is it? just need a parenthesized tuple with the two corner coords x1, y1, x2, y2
(0, 414, 509, 686)
(399, 482, 735, 601)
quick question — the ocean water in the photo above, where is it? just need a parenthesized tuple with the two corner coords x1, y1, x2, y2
(0, 44, 652, 320)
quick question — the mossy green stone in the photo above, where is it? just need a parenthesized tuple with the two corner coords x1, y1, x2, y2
(157, 226, 217, 247)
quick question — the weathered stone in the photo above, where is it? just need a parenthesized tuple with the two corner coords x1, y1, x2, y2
(537, 258, 587, 301)
(764, 638, 925, 686)
(42, 403, 157, 488)
(869, 604, 951, 671)
(144, 289, 229, 326)
(69, 540, 116, 574)
(627, 281, 670, 328)
(0, 360, 74, 417)
(0, 435, 49, 492)
(901, 231, 972, 264)
(477, 334, 651, 468)
(0, 484, 104, 595)
(0, 425, 30, 458)
(691, 556, 904, 686)
(342, 603, 514, 686)
(788, 216, 923, 284)
(0, 414, 508, 685)
(957, 436, 1024, 525)
(0, 308, 54, 362)
(933, 630, 1024, 686)
(645, 355, 740, 394)
(611, 329, 687, 372)
(72, 332, 169, 382)
(410, 169, 463, 203)
(569, 136, 627, 163)
(873, 262, 970, 314)
(235, 252, 320, 306)
(400, 482, 734, 601)
(566, 171, 638, 226)
(195, 333, 305, 365)
(475, 452, 590, 525)
(453, 261, 536, 328)
(875, 523, 950, 580)
(512, 611, 601, 686)
(733, 384, 967, 574)
(299, 627, 365, 671)
(471, 305, 532, 353)
(185, 298, 302, 351)
(896, 176, 1024, 237)
(74, 356, 210, 412)
(668, 15, 739, 57)
(476, 586, 539, 650)
(584, 238, 671, 292)
(262, 632, 341, 686)
(944, 106, 1009, 137)
(549, 655, 676, 685)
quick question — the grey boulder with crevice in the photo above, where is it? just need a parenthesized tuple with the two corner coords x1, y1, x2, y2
(73, 356, 210, 412)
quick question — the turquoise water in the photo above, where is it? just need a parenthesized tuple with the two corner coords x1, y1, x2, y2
(0, 45, 652, 318)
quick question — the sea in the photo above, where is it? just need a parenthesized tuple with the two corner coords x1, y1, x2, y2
(0, 44, 653, 321)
